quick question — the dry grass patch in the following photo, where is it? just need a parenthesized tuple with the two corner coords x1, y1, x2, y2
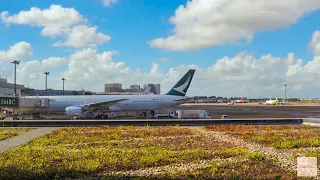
(0, 126, 305, 179)
(0, 128, 33, 141)
(0, 126, 238, 180)
(206, 125, 320, 149)
(103, 156, 299, 180)
(156, 158, 298, 180)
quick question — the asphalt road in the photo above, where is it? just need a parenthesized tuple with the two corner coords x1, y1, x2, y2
(174, 104, 320, 119)
(0, 118, 303, 127)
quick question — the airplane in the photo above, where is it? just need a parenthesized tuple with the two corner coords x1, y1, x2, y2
(16, 69, 196, 119)
(264, 97, 278, 105)
(142, 87, 151, 95)
(234, 97, 243, 103)
(235, 97, 244, 103)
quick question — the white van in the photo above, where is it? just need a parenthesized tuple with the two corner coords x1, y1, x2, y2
(221, 115, 228, 119)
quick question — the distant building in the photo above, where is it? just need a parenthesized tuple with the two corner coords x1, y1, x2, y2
(0, 77, 25, 96)
(105, 83, 122, 93)
(143, 84, 160, 94)
(130, 85, 140, 90)
(22, 88, 93, 96)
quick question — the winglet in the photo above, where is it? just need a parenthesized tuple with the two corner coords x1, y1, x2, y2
(166, 69, 195, 96)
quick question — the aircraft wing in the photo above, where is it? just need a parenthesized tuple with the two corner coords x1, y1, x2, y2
(82, 99, 128, 109)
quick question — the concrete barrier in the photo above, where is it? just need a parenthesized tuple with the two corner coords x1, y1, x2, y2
(0, 118, 303, 127)
(302, 118, 320, 126)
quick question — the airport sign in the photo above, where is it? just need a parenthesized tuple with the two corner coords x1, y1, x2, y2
(0, 97, 19, 107)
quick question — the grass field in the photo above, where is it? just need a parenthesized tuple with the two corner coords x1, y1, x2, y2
(0, 126, 310, 179)
(0, 128, 33, 141)
(206, 125, 320, 149)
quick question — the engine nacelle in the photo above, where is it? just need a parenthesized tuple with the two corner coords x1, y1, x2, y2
(65, 106, 83, 116)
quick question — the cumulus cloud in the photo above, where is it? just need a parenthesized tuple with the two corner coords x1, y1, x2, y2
(2, 46, 320, 98)
(56, 48, 317, 97)
(52, 25, 111, 48)
(311, 31, 320, 55)
(1, 5, 111, 48)
(148, 0, 320, 51)
(42, 57, 67, 68)
(102, 0, 118, 7)
(15, 60, 44, 88)
(0, 42, 33, 63)
(60, 48, 137, 91)
(0, 4, 87, 37)
(148, 62, 163, 78)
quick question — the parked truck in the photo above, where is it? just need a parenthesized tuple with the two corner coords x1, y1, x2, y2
(176, 110, 211, 119)
(151, 110, 176, 118)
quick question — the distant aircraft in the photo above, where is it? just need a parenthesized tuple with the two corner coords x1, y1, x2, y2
(235, 97, 244, 103)
(265, 97, 278, 105)
(14, 69, 196, 119)
(234, 97, 249, 103)
(142, 87, 151, 95)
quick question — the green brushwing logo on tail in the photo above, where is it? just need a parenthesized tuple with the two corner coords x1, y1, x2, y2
(166, 69, 195, 96)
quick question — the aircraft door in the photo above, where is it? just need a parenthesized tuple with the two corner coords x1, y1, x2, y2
(160, 98, 164, 109)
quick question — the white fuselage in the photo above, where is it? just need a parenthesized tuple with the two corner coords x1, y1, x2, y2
(16, 94, 183, 114)
(265, 100, 275, 105)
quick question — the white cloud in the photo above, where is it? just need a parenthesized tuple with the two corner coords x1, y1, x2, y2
(102, 0, 118, 7)
(148, 62, 163, 78)
(1, 5, 110, 48)
(148, 0, 320, 51)
(0, 4, 87, 37)
(52, 25, 111, 48)
(57, 48, 312, 97)
(42, 57, 67, 68)
(0, 42, 33, 63)
(16, 60, 44, 88)
(3, 47, 320, 98)
(311, 31, 320, 55)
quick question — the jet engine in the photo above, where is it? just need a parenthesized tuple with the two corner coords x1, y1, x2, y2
(65, 106, 83, 116)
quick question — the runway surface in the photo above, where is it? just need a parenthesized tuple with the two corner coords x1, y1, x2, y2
(1, 104, 319, 127)
(0, 118, 303, 127)
(176, 104, 320, 119)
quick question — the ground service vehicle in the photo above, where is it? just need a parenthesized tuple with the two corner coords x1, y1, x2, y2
(177, 110, 211, 119)
(151, 110, 175, 118)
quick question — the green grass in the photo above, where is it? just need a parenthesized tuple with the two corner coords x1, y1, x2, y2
(0, 126, 301, 179)
(206, 125, 320, 149)
(0, 126, 233, 179)
(0, 128, 33, 141)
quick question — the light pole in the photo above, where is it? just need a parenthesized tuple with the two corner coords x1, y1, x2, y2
(44, 72, 50, 96)
(62, 78, 65, 96)
(11, 60, 20, 96)
(284, 84, 287, 102)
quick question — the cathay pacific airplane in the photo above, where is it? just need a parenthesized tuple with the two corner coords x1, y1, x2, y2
(19, 69, 196, 118)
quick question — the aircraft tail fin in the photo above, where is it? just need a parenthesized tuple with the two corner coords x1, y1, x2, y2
(166, 69, 195, 96)
(142, 87, 151, 94)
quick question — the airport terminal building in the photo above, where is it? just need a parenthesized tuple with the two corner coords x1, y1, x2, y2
(22, 88, 93, 96)
(0, 77, 24, 96)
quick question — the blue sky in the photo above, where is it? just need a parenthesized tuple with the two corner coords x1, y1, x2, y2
(0, 0, 320, 97)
